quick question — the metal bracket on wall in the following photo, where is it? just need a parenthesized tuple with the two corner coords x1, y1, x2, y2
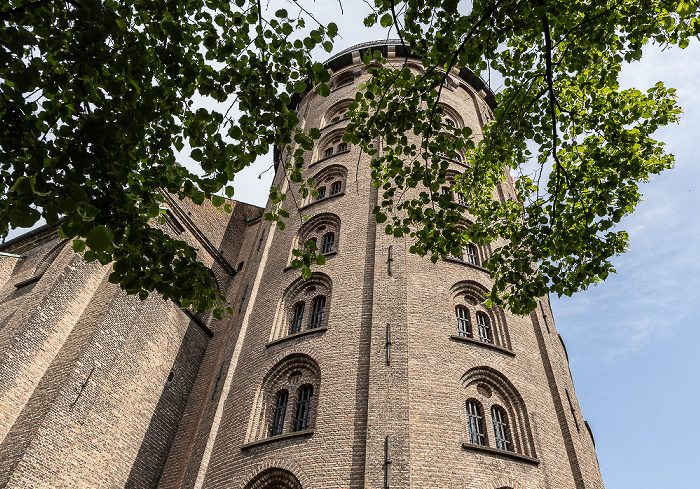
(384, 434, 391, 488)
(387, 245, 393, 276)
(385, 322, 391, 365)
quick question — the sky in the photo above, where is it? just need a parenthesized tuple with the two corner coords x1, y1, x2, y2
(231, 3, 700, 487)
(6, 2, 698, 486)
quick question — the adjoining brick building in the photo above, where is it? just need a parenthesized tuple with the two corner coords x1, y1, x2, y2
(0, 41, 604, 488)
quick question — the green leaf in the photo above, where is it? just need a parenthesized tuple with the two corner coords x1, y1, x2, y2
(380, 13, 393, 28)
(86, 226, 114, 253)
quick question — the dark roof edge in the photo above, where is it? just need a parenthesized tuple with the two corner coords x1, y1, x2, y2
(322, 39, 497, 110)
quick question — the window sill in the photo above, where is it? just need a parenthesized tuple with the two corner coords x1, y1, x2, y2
(242, 429, 314, 450)
(284, 251, 337, 272)
(14, 274, 42, 289)
(462, 443, 539, 465)
(441, 156, 468, 167)
(266, 328, 327, 348)
(300, 192, 345, 212)
(321, 117, 349, 132)
(444, 256, 489, 274)
(309, 149, 350, 168)
(449, 335, 515, 357)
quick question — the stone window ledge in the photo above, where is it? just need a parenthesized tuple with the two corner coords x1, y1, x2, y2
(310, 149, 350, 168)
(462, 443, 539, 465)
(242, 430, 314, 450)
(444, 256, 489, 274)
(300, 192, 345, 212)
(449, 335, 515, 357)
(14, 274, 42, 288)
(321, 117, 349, 132)
(266, 328, 327, 348)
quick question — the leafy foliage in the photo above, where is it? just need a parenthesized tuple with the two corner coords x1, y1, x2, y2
(1, 0, 336, 316)
(1, 0, 697, 315)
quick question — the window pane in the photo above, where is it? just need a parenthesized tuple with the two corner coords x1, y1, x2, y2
(322, 233, 335, 253)
(492, 406, 510, 450)
(466, 244, 479, 266)
(310, 296, 326, 329)
(330, 181, 342, 195)
(476, 313, 491, 343)
(316, 187, 326, 200)
(290, 302, 305, 334)
(466, 400, 485, 445)
(456, 306, 470, 337)
(270, 391, 288, 437)
(338, 142, 348, 152)
(294, 385, 313, 431)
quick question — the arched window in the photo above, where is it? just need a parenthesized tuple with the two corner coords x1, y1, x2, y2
(338, 142, 348, 152)
(290, 302, 305, 334)
(324, 147, 334, 158)
(321, 232, 335, 254)
(492, 405, 511, 451)
(309, 296, 326, 329)
(272, 272, 332, 341)
(466, 400, 485, 445)
(330, 181, 342, 196)
(314, 129, 348, 164)
(322, 99, 353, 127)
(460, 367, 537, 458)
(247, 355, 320, 443)
(294, 385, 314, 431)
(455, 306, 470, 337)
(476, 312, 491, 343)
(465, 244, 479, 265)
(270, 390, 289, 436)
(303, 165, 347, 207)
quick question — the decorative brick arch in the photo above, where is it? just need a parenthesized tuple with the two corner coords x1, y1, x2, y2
(246, 354, 321, 443)
(461, 366, 537, 459)
(321, 98, 353, 127)
(302, 164, 348, 207)
(238, 459, 311, 489)
(313, 128, 348, 163)
(481, 478, 528, 489)
(450, 281, 511, 350)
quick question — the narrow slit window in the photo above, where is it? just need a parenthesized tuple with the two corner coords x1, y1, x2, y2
(492, 406, 511, 450)
(270, 390, 288, 436)
(290, 302, 305, 334)
(476, 312, 491, 343)
(322, 233, 335, 254)
(456, 306, 470, 337)
(309, 296, 326, 329)
(294, 385, 313, 431)
(466, 400, 485, 445)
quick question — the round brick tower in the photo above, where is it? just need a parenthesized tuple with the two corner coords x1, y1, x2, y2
(183, 41, 606, 489)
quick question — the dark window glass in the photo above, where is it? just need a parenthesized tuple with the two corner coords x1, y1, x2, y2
(316, 187, 326, 200)
(290, 302, 305, 334)
(330, 116, 340, 123)
(458, 192, 467, 206)
(294, 385, 313, 431)
(338, 142, 348, 152)
(330, 181, 342, 195)
(337, 77, 353, 87)
(310, 296, 326, 329)
(322, 233, 335, 254)
(466, 244, 479, 266)
(466, 400, 485, 445)
(476, 312, 491, 343)
(270, 390, 288, 436)
(492, 406, 510, 450)
(441, 187, 451, 198)
(324, 147, 334, 158)
(456, 306, 470, 337)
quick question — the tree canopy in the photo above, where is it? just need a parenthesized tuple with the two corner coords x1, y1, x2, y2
(1, 0, 698, 316)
